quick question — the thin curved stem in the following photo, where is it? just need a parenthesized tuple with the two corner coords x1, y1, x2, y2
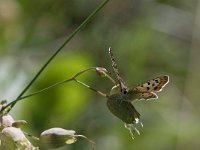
(9, 0, 110, 111)
(3, 67, 112, 112)
(23, 131, 40, 141)
(75, 134, 96, 150)
(74, 79, 108, 97)
(105, 74, 116, 85)
(4, 67, 97, 110)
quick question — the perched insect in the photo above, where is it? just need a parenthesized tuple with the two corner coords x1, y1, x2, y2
(107, 47, 169, 125)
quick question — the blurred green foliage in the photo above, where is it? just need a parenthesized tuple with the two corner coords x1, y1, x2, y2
(0, 0, 200, 150)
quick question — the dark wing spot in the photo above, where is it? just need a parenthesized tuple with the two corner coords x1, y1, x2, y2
(154, 87, 158, 90)
(155, 80, 159, 83)
(147, 87, 150, 90)
(152, 83, 155, 86)
(147, 82, 150, 85)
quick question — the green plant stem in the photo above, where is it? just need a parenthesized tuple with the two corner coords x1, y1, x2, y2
(5, 79, 74, 108)
(4, 67, 96, 110)
(23, 131, 40, 141)
(106, 74, 116, 85)
(74, 79, 108, 97)
(75, 135, 96, 150)
(8, 0, 110, 111)
(3, 67, 111, 111)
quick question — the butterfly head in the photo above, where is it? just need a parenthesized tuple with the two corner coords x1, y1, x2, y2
(120, 88, 128, 95)
(110, 84, 128, 94)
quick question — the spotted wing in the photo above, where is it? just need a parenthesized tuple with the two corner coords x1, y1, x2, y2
(134, 75, 169, 92)
(108, 47, 128, 91)
(127, 75, 169, 101)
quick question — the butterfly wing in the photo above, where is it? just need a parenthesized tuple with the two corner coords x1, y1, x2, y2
(126, 90, 158, 101)
(109, 47, 128, 91)
(127, 75, 169, 101)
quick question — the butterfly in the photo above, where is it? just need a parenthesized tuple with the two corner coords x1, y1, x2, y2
(106, 47, 169, 124)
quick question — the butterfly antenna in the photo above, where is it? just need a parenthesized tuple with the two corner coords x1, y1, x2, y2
(108, 47, 127, 91)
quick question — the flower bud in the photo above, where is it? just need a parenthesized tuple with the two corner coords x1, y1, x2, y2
(2, 127, 26, 141)
(12, 120, 27, 128)
(40, 128, 76, 149)
(1, 115, 15, 127)
(1, 127, 37, 149)
(95, 67, 108, 77)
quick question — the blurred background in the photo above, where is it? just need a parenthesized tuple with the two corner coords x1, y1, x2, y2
(0, 0, 200, 149)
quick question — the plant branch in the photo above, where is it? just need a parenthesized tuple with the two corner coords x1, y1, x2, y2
(4, 67, 97, 110)
(74, 79, 108, 97)
(3, 67, 111, 112)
